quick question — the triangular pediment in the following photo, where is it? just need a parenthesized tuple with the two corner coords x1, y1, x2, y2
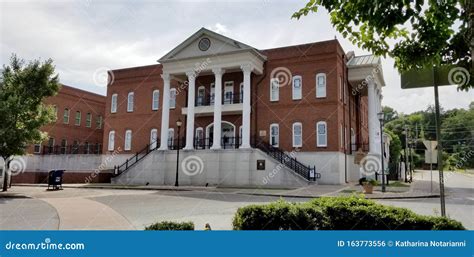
(159, 28, 262, 62)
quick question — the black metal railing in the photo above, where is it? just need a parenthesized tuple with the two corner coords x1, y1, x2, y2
(254, 139, 320, 181)
(113, 139, 160, 176)
(195, 92, 243, 107)
(41, 144, 102, 155)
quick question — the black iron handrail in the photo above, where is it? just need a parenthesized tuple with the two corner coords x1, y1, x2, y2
(195, 92, 243, 107)
(253, 139, 320, 181)
(113, 139, 160, 176)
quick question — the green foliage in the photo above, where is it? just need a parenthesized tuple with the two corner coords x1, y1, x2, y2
(145, 221, 194, 230)
(384, 129, 402, 164)
(293, 0, 472, 90)
(233, 196, 465, 230)
(0, 54, 60, 159)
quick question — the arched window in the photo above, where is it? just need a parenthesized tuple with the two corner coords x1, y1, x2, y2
(86, 113, 92, 127)
(292, 76, 302, 100)
(127, 92, 134, 112)
(270, 78, 279, 101)
(195, 127, 204, 149)
(316, 73, 326, 98)
(169, 88, 177, 109)
(108, 131, 115, 151)
(63, 108, 70, 124)
(270, 123, 279, 147)
(292, 122, 302, 147)
(124, 130, 132, 150)
(75, 111, 81, 126)
(152, 90, 160, 110)
(111, 93, 118, 113)
(316, 121, 327, 147)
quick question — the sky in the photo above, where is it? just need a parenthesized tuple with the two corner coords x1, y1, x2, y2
(1, 0, 472, 114)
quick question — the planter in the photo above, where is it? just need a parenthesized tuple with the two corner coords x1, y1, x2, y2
(362, 184, 374, 194)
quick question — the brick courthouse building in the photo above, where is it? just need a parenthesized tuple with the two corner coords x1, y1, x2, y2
(19, 28, 385, 186)
(105, 28, 385, 186)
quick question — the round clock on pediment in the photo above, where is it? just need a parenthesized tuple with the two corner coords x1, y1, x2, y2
(198, 37, 211, 51)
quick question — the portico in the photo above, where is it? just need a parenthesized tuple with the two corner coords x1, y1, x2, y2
(157, 28, 266, 151)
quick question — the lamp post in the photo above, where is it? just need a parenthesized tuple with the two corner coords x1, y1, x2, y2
(175, 119, 182, 187)
(377, 112, 386, 193)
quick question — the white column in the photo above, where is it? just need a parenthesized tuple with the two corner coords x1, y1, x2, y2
(159, 73, 171, 150)
(367, 80, 378, 154)
(240, 64, 252, 149)
(211, 68, 224, 149)
(184, 71, 196, 150)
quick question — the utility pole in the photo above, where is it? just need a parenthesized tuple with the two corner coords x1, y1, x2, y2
(404, 125, 409, 183)
(434, 82, 446, 217)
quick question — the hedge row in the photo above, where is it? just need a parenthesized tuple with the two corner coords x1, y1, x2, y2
(145, 221, 194, 230)
(232, 196, 465, 230)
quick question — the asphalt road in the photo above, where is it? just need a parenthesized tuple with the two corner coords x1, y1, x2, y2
(377, 170, 474, 229)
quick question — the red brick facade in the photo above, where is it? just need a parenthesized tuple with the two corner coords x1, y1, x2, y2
(27, 85, 106, 154)
(104, 39, 369, 154)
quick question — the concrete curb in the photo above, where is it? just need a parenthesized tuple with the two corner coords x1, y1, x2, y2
(235, 192, 441, 200)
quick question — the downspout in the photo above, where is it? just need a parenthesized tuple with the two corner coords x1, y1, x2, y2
(343, 54, 348, 183)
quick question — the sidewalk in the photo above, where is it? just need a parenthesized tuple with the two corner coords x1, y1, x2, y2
(12, 180, 439, 200)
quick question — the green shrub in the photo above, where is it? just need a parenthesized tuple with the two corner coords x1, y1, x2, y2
(232, 200, 326, 230)
(233, 196, 465, 230)
(145, 221, 194, 230)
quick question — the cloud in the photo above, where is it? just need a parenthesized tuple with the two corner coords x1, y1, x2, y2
(1, 1, 472, 113)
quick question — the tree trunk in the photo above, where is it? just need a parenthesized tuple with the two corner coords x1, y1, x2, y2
(2, 157, 10, 192)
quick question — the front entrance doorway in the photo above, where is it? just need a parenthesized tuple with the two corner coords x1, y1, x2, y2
(206, 121, 236, 148)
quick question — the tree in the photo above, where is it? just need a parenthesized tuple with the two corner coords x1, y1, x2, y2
(382, 106, 398, 123)
(293, 0, 473, 90)
(0, 55, 60, 191)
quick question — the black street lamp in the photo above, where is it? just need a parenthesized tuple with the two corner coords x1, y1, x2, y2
(175, 119, 182, 187)
(377, 112, 386, 193)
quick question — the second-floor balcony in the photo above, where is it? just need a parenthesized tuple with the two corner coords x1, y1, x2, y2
(182, 92, 243, 117)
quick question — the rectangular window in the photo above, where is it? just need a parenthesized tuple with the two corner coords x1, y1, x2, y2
(34, 144, 41, 154)
(270, 78, 279, 101)
(127, 92, 134, 112)
(75, 111, 81, 126)
(152, 90, 160, 110)
(60, 139, 67, 154)
(150, 129, 158, 150)
(108, 131, 115, 151)
(169, 89, 176, 109)
(270, 124, 279, 147)
(224, 81, 234, 104)
(292, 76, 302, 100)
(86, 113, 92, 128)
(168, 128, 174, 148)
(124, 130, 132, 151)
(317, 121, 327, 147)
(316, 73, 326, 98)
(292, 122, 302, 147)
(111, 94, 117, 113)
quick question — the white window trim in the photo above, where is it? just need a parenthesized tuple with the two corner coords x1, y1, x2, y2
(86, 113, 92, 128)
(111, 93, 118, 113)
(34, 144, 41, 154)
(75, 111, 81, 126)
(292, 75, 302, 100)
(168, 128, 175, 146)
(316, 73, 326, 98)
(63, 108, 70, 124)
(108, 130, 115, 151)
(224, 81, 234, 104)
(292, 122, 303, 148)
(124, 129, 132, 151)
(150, 128, 158, 149)
(169, 88, 177, 109)
(270, 78, 279, 102)
(152, 90, 160, 111)
(316, 121, 328, 147)
(270, 123, 279, 147)
(197, 86, 205, 106)
(127, 92, 134, 112)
